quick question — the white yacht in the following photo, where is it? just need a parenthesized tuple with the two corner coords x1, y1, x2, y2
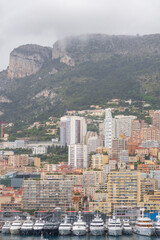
(108, 215, 122, 236)
(20, 217, 34, 236)
(72, 211, 87, 236)
(33, 218, 45, 236)
(10, 216, 22, 235)
(90, 213, 105, 236)
(122, 219, 132, 235)
(134, 208, 155, 236)
(155, 212, 160, 236)
(59, 215, 72, 235)
(2, 221, 11, 234)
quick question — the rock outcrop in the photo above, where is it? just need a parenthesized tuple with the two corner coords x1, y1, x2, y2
(52, 34, 160, 65)
(52, 39, 75, 66)
(8, 44, 52, 79)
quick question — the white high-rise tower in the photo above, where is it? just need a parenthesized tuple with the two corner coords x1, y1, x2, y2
(104, 108, 115, 150)
(60, 116, 87, 146)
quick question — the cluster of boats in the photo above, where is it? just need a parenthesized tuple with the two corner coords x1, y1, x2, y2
(1, 209, 160, 237)
(107, 208, 160, 237)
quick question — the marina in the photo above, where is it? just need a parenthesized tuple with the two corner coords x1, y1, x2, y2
(1, 209, 160, 238)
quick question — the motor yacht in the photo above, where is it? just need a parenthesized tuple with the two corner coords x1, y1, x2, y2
(10, 216, 22, 235)
(122, 219, 132, 235)
(108, 215, 122, 236)
(90, 213, 105, 236)
(134, 208, 155, 236)
(2, 221, 11, 234)
(59, 215, 72, 236)
(20, 217, 34, 236)
(72, 211, 87, 236)
(42, 220, 59, 237)
(33, 218, 45, 236)
(155, 212, 160, 236)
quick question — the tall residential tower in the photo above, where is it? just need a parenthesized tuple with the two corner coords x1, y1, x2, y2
(60, 116, 87, 146)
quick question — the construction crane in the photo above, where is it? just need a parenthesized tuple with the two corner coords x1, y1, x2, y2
(0, 121, 3, 140)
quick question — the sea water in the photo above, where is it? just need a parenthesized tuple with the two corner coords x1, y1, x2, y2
(0, 235, 160, 240)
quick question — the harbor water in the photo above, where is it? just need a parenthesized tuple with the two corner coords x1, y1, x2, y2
(1, 235, 160, 240)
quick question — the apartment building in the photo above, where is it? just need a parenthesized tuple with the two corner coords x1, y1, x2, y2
(68, 144, 88, 169)
(83, 170, 107, 196)
(60, 116, 87, 146)
(112, 137, 128, 160)
(91, 154, 109, 170)
(140, 178, 158, 201)
(104, 108, 115, 150)
(8, 155, 29, 168)
(23, 179, 72, 210)
(140, 191, 160, 212)
(108, 170, 141, 210)
(115, 115, 136, 137)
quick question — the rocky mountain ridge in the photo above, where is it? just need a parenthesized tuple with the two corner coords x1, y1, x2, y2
(0, 33, 160, 123)
(7, 34, 160, 80)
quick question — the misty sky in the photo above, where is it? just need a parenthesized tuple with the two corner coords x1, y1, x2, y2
(1, 0, 160, 70)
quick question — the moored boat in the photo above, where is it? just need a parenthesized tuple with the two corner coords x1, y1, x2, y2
(90, 212, 105, 236)
(42, 220, 59, 237)
(10, 216, 22, 235)
(134, 208, 155, 237)
(155, 212, 160, 236)
(108, 215, 122, 236)
(20, 217, 34, 236)
(33, 218, 45, 236)
(72, 211, 87, 236)
(2, 221, 11, 234)
(122, 219, 132, 235)
(59, 215, 72, 236)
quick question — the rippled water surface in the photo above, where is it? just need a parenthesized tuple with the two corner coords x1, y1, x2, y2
(0, 235, 160, 240)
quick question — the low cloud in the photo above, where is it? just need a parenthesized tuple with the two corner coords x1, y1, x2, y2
(1, 0, 160, 70)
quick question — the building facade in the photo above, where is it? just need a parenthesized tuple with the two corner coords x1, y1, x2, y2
(108, 170, 141, 210)
(23, 179, 73, 210)
(68, 144, 88, 169)
(60, 116, 87, 146)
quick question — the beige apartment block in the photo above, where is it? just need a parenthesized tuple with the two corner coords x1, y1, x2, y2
(139, 191, 160, 211)
(92, 192, 108, 202)
(8, 155, 29, 168)
(89, 201, 111, 214)
(34, 157, 41, 168)
(0, 195, 13, 210)
(108, 170, 141, 210)
(140, 178, 158, 201)
(83, 170, 107, 188)
(91, 154, 109, 170)
(44, 173, 84, 186)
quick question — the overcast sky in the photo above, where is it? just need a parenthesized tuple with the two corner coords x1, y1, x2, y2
(1, 0, 160, 70)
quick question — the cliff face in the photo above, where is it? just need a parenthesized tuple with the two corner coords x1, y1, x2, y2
(8, 44, 52, 79)
(52, 34, 160, 64)
(8, 34, 160, 79)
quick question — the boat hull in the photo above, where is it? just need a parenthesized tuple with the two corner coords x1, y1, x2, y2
(72, 230, 86, 236)
(42, 228, 58, 237)
(10, 228, 21, 235)
(2, 228, 10, 234)
(33, 229, 43, 236)
(90, 229, 105, 236)
(20, 229, 33, 236)
(59, 229, 72, 236)
(123, 228, 132, 235)
(108, 229, 122, 236)
(156, 229, 160, 236)
(134, 226, 155, 236)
